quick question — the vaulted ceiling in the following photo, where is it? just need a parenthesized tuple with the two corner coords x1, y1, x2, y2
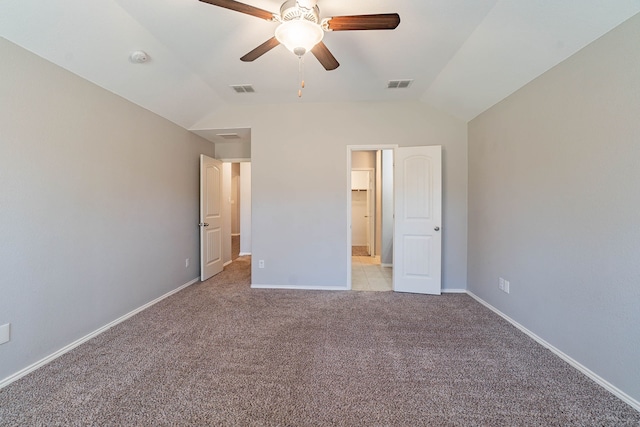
(2, 0, 639, 135)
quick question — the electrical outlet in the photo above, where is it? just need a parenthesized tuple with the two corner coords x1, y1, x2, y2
(499, 277, 511, 294)
(258, 260, 265, 269)
(0, 323, 11, 345)
(185, 258, 190, 268)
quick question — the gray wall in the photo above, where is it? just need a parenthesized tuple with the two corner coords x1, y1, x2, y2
(214, 140, 251, 161)
(468, 14, 640, 402)
(194, 101, 468, 290)
(0, 38, 215, 382)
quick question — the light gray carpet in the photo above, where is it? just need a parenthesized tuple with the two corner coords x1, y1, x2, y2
(1, 257, 639, 426)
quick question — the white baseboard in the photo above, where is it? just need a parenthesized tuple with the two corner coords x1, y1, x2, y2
(223, 260, 233, 267)
(466, 291, 640, 412)
(251, 284, 348, 291)
(239, 252, 251, 256)
(381, 263, 392, 268)
(0, 277, 201, 390)
(251, 285, 468, 293)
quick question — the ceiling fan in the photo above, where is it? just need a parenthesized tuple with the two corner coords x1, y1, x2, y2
(199, 0, 401, 71)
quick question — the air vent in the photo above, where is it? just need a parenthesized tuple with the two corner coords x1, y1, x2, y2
(230, 85, 255, 93)
(387, 79, 413, 89)
(216, 133, 240, 140)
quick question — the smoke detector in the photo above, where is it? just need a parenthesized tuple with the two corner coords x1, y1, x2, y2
(129, 50, 149, 64)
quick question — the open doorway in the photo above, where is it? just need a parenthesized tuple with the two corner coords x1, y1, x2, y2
(351, 168, 374, 256)
(230, 162, 241, 260)
(349, 148, 394, 291)
(222, 161, 251, 265)
(200, 156, 253, 282)
(348, 145, 443, 294)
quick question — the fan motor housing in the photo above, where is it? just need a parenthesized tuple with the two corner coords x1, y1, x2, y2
(280, 0, 320, 23)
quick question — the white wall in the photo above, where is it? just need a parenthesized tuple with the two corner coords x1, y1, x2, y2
(193, 101, 468, 290)
(468, 14, 640, 404)
(0, 38, 215, 383)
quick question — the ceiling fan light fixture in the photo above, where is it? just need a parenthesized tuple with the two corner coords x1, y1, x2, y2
(275, 19, 324, 56)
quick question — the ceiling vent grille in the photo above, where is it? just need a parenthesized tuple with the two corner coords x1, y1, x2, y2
(216, 133, 241, 140)
(387, 79, 413, 89)
(230, 85, 255, 93)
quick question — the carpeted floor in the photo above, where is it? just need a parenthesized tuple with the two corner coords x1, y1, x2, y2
(1, 257, 638, 426)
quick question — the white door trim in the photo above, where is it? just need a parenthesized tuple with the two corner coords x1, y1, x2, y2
(346, 145, 398, 289)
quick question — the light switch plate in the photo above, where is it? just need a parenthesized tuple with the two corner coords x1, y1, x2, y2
(0, 323, 10, 345)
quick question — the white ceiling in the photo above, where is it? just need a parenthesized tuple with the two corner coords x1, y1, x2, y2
(2, 0, 639, 139)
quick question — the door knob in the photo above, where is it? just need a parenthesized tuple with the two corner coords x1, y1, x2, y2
(434, 226, 440, 231)
(199, 223, 209, 227)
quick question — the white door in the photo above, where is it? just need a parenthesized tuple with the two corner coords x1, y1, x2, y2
(393, 146, 442, 294)
(200, 155, 224, 281)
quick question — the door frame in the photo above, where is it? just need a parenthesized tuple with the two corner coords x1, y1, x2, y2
(351, 168, 375, 256)
(346, 145, 397, 290)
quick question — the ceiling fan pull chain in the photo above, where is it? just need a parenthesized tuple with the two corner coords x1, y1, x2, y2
(298, 55, 305, 97)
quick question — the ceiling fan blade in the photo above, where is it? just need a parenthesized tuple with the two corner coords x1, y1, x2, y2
(311, 42, 339, 71)
(199, 0, 275, 21)
(240, 37, 280, 62)
(325, 13, 400, 31)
